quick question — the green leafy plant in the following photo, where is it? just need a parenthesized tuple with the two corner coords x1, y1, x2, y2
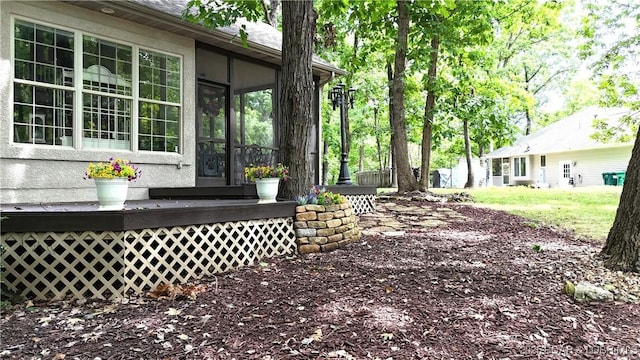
(84, 157, 141, 181)
(296, 186, 346, 205)
(244, 163, 289, 182)
(532, 244, 544, 253)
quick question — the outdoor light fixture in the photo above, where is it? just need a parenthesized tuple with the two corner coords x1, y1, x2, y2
(328, 82, 356, 185)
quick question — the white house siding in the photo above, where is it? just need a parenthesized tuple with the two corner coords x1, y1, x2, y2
(0, 1, 196, 204)
(544, 145, 632, 188)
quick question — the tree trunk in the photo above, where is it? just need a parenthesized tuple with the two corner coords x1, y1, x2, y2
(374, 107, 383, 172)
(387, 62, 398, 188)
(279, 1, 316, 199)
(390, 0, 418, 192)
(418, 36, 440, 191)
(463, 117, 474, 188)
(600, 128, 640, 273)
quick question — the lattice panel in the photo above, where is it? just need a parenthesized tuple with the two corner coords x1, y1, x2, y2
(123, 217, 296, 295)
(1, 217, 295, 300)
(1, 231, 126, 300)
(345, 194, 376, 214)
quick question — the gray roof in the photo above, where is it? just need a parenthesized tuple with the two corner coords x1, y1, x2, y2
(68, 0, 343, 83)
(485, 106, 635, 158)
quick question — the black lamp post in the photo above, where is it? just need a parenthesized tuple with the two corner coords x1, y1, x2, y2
(329, 82, 356, 185)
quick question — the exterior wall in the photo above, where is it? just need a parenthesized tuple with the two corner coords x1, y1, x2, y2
(486, 145, 631, 188)
(544, 145, 632, 188)
(0, 1, 197, 204)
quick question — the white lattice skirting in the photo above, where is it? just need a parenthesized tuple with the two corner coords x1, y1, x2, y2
(344, 194, 376, 214)
(1, 217, 295, 300)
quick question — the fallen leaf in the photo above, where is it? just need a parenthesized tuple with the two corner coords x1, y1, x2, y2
(177, 334, 189, 341)
(165, 308, 182, 316)
(185, 344, 194, 353)
(311, 328, 323, 341)
(380, 332, 394, 341)
(385, 285, 393, 293)
(52, 353, 65, 360)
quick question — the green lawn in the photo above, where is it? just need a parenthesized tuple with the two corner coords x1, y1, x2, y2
(383, 186, 623, 241)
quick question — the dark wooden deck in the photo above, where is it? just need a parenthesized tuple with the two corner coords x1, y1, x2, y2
(0, 185, 376, 233)
(0, 199, 296, 233)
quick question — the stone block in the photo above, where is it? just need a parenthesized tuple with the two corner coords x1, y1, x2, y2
(296, 206, 308, 213)
(305, 205, 325, 212)
(296, 212, 317, 221)
(333, 210, 345, 218)
(339, 203, 350, 210)
(335, 224, 350, 233)
(309, 236, 328, 245)
(342, 229, 354, 239)
(317, 212, 334, 221)
(296, 228, 316, 237)
(320, 242, 340, 252)
(325, 205, 340, 212)
(328, 233, 343, 243)
(294, 221, 307, 229)
(296, 237, 309, 245)
(316, 228, 336, 237)
(326, 219, 343, 228)
(344, 208, 353, 216)
(299, 244, 321, 254)
(307, 221, 328, 229)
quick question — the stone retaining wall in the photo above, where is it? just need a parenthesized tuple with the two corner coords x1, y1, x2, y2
(295, 202, 361, 253)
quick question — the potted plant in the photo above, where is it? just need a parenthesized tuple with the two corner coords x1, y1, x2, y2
(84, 157, 141, 210)
(244, 163, 289, 204)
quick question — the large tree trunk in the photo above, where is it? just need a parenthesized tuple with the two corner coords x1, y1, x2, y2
(279, 1, 316, 199)
(390, 1, 418, 192)
(463, 117, 474, 188)
(418, 36, 440, 191)
(600, 128, 640, 273)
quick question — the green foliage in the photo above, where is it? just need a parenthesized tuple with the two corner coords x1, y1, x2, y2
(184, 0, 266, 46)
(532, 244, 544, 253)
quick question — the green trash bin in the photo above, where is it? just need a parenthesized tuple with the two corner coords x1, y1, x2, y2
(616, 171, 626, 186)
(602, 172, 616, 185)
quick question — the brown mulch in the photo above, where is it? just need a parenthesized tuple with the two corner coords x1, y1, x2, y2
(1, 199, 639, 359)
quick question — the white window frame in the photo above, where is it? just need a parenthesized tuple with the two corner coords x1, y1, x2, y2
(11, 16, 183, 153)
(513, 156, 528, 178)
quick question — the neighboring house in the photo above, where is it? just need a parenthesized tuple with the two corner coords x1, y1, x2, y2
(484, 107, 635, 188)
(0, 0, 343, 204)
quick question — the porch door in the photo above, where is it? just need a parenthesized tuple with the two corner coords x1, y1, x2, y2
(196, 81, 229, 186)
(559, 160, 572, 188)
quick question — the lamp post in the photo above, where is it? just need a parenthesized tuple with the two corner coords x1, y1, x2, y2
(329, 82, 356, 185)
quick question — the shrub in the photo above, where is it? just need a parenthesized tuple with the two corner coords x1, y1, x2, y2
(296, 186, 346, 206)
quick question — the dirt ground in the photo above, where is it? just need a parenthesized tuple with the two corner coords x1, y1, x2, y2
(1, 197, 639, 360)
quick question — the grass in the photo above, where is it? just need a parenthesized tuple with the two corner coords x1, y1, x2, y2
(380, 186, 623, 241)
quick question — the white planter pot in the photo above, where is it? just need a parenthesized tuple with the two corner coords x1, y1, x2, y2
(255, 178, 280, 204)
(94, 178, 129, 210)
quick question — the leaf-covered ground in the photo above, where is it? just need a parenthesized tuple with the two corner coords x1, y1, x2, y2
(1, 199, 639, 359)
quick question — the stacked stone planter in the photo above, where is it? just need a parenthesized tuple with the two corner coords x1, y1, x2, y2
(295, 202, 361, 253)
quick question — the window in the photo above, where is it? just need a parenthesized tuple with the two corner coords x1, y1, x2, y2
(540, 155, 546, 167)
(12, 19, 182, 152)
(13, 20, 74, 145)
(514, 156, 527, 177)
(82, 36, 132, 149)
(138, 49, 181, 152)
